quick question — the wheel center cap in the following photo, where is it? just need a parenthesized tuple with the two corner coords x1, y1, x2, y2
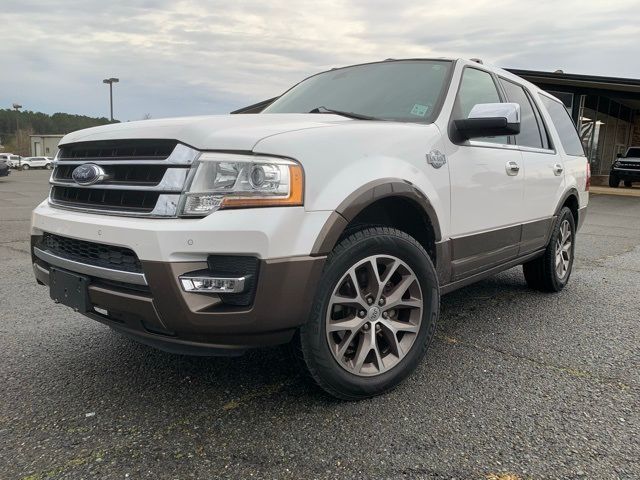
(368, 306, 381, 321)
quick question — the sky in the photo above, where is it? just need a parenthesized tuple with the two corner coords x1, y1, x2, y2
(2, 0, 639, 122)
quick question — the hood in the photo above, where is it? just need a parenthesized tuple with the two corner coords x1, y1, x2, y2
(59, 114, 352, 151)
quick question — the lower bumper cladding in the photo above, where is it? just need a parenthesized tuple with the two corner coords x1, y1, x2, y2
(31, 234, 326, 354)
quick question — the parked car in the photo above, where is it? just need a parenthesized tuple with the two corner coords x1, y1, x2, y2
(19, 156, 53, 170)
(609, 147, 640, 187)
(0, 158, 10, 177)
(0, 153, 22, 168)
(31, 58, 589, 399)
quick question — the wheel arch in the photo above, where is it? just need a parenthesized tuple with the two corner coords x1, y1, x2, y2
(555, 188, 580, 225)
(311, 179, 442, 262)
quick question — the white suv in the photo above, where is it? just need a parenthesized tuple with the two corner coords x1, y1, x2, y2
(19, 156, 53, 170)
(31, 58, 589, 399)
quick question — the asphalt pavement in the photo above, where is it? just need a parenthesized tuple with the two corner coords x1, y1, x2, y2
(1, 170, 638, 479)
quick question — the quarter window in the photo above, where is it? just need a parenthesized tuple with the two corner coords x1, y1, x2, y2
(453, 68, 506, 145)
(499, 79, 544, 149)
(540, 95, 585, 156)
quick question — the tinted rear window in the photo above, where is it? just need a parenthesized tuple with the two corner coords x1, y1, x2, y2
(540, 95, 584, 156)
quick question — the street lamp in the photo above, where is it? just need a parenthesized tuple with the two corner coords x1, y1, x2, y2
(102, 77, 119, 121)
(12, 103, 22, 157)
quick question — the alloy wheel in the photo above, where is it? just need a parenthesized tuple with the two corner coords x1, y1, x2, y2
(555, 219, 572, 279)
(325, 255, 423, 377)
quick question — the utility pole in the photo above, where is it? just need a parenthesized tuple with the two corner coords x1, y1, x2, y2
(102, 77, 119, 121)
(12, 103, 22, 157)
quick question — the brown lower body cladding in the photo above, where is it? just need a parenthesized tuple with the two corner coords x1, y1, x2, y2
(32, 235, 326, 355)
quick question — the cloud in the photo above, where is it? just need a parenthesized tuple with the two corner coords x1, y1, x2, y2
(1, 0, 639, 121)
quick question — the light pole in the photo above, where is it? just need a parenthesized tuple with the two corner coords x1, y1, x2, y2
(12, 103, 22, 157)
(102, 77, 119, 121)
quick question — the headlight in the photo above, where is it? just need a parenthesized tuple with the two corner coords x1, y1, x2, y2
(180, 153, 304, 216)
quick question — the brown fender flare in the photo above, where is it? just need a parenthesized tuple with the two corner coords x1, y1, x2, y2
(310, 179, 442, 256)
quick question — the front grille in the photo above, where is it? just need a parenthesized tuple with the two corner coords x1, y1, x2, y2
(58, 139, 177, 161)
(49, 140, 198, 217)
(617, 161, 640, 170)
(40, 233, 142, 273)
(51, 186, 161, 212)
(54, 164, 168, 186)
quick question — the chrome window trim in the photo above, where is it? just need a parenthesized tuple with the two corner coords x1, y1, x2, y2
(51, 167, 189, 192)
(33, 246, 148, 286)
(465, 140, 557, 155)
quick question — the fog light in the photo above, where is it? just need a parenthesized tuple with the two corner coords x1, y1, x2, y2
(179, 275, 246, 293)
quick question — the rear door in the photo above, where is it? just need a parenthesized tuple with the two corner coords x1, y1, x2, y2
(497, 78, 562, 254)
(445, 66, 525, 280)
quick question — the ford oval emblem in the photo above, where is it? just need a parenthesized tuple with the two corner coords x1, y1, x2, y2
(71, 163, 106, 186)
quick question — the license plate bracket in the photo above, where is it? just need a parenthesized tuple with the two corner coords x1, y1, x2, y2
(49, 267, 90, 313)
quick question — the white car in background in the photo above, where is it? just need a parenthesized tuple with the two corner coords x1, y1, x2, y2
(19, 156, 53, 170)
(0, 153, 22, 168)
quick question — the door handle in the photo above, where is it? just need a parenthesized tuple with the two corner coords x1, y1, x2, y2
(553, 163, 564, 176)
(506, 161, 520, 176)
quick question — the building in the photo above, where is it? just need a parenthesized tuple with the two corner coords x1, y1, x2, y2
(29, 134, 64, 158)
(507, 69, 640, 180)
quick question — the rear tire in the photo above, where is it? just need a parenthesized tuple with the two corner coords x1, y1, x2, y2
(624, 180, 633, 188)
(298, 227, 439, 400)
(523, 207, 575, 292)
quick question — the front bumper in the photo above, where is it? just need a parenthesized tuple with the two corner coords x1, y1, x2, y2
(611, 168, 640, 181)
(32, 236, 325, 354)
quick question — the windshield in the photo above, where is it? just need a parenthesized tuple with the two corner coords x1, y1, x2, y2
(625, 147, 640, 158)
(263, 60, 452, 123)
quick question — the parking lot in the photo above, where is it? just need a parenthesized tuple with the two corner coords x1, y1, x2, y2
(1, 169, 638, 479)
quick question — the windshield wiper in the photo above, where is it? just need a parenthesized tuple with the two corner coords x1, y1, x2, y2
(309, 106, 380, 121)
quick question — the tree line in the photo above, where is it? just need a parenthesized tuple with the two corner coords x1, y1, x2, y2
(0, 109, 115, 155)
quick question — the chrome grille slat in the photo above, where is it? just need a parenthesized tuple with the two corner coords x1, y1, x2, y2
(49, 141, 200, 217)
(50, 168, 189, 191)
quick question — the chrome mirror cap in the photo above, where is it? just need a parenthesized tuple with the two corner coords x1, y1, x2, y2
(468, 102, 520, 123)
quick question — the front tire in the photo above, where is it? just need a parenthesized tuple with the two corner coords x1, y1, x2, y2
(45, 163, 52, 170)
(624, 180, 633, 188)
(523, 207, 576, 292)
(608, 174, 619, 187)
(22, 164, 30, 171)
(299, 227, 439, 400)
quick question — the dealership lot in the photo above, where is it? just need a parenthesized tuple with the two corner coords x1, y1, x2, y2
(1, 170, 638, 479)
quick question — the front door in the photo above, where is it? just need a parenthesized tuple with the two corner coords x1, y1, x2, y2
(445, 66, 525, 280)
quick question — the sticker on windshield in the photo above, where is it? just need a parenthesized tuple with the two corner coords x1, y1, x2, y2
(410, 104, 429, 117)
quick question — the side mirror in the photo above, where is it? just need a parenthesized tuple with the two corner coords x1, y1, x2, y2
(454, 103, 521, 139)
(616, 153, 623, 158)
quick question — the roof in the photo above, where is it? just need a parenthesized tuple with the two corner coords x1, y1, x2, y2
(29, 134, 65, 138)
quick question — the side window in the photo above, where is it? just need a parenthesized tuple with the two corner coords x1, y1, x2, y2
(540, 95, 585, 156)
(454, 68, 506, 145)
(499, 79, 544, 149)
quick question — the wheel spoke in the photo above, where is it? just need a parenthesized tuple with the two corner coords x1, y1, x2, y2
(381, 318, 420, 334)
(326, 316, 366, 333)
(352, 329, 374, 373)
(330, 292, 367, 311)
(384, 274, 418, 310)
